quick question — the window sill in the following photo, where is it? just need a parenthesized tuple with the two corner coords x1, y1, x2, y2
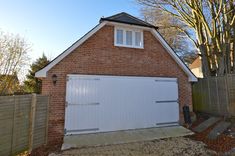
(114, 44, 144, 49)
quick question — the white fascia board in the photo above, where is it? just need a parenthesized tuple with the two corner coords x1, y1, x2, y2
(35, 22, 107, 77)
(106, 21, 152, 31)
(150, 29, 197, 82)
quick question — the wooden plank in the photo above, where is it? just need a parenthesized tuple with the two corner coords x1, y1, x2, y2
(11, 137, 29, 147)
(34, 128, 46, 135)
(0, 140, 12, 154)
(10, 95, 17, 155)
(34, 121, 46, 127)
(208, 78, 218, 115)
(217, 77, 229, 115)
(11, 95, 30, 154)
(207, 121, 231, 139)
(34, 115, 47, 121)
(0, 128, 14, 136)
(192, 82, 199, 112)
(33, 138, 46, 148)
(194, 79, 204, 112)
(0, 97, 15, 101)
(0, 143, 11, 156)
(35, 115, 47, 122)
(201, 79, 209, 113)
(45, 95, 49, 145)
(193, 117, 220, 132)
(33, 135, 46, 143)
(29, 94, 36, 152)
(0, 105, 14, 111)
(228, 75, 235, 116)
(33, 137, 45, 144)
(36, 95, 49, 145)
(0, 134, 14, 140)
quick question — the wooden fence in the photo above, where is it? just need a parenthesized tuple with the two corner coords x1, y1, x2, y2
(193, 74, 235, 116)
(0, 94, 49, 156)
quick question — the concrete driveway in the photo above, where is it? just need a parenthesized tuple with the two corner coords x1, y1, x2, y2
(52, 137, 216, 156)
(62, 126, 193, 150)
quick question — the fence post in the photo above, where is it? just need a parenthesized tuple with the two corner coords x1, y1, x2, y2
(29, 94, 37, 152)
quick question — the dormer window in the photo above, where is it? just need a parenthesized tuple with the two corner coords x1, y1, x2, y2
(114, 27, 144, 49)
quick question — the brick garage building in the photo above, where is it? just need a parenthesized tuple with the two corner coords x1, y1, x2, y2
(36, 12, 197, 147)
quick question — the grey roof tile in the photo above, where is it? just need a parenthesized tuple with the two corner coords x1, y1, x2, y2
(100, 12, 158, 29)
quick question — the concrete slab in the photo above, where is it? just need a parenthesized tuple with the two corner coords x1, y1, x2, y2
(207, 121, 231, 140)
(63, 126, 193, 150)
(193, 117, 220, 133)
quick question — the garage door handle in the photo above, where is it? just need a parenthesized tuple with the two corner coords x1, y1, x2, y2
(66, 102, 100, 106)
(155, 100, 178, 103)
(78, 102, 100, 105)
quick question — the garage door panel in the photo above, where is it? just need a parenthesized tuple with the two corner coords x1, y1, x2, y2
(65, 105, 99, 134)
(156, 102, 179, 124)
(155, 81, 178, 101)
(66, 78, 100, 105)
(65, 75, 179, 135)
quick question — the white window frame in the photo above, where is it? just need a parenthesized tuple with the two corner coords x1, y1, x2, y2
(114, 27, 144, 49)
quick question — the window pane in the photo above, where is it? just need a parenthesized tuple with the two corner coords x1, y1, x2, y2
(126, 31, 132, 45)
(135, 32, 141, 47)
(116, 29, 123, 44)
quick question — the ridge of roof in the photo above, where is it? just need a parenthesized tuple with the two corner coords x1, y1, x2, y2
(100, 12, 158, 29)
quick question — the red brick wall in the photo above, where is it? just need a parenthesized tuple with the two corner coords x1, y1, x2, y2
(41, 25, 192, 147)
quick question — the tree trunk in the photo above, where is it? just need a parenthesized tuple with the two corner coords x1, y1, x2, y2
(225, 43, 231, 74)
(233, 39, 235, 73)
(217, 55, 225, 76)
(199, 44, 211, 77)
(209, 44, 217, 75)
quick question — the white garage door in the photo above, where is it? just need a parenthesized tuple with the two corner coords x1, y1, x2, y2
(65, 74, 179, 135)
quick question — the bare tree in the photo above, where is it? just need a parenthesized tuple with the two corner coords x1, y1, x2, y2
(137, 0, 235, 77)
(141, 7, 197, 64)
(0, 31, 30, 94)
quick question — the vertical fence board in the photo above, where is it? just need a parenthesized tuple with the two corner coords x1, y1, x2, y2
(29, 94, 36, 152)
(217, 77, 229, 115)
(208, 78, 216, 114)
(227, 75, 235, 116)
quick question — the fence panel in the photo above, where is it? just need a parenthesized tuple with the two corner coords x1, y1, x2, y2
(32, 95, 49, 149)
(0, 94, 49, 156)
(0, 96, 15, 156)
(193, 75, 235, 116)
(207, 78, 217, 114)
(227, 75, 235, 116)
(11, 95, 32, 155)
(217, 77, 229, 115)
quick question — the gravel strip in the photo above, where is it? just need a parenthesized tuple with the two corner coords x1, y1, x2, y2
(51, 137, 216, 156)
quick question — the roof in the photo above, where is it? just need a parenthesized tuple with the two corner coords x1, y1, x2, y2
(100, 12, 158, 29)
(189, 57, 201, 69)
(35, 12, 197, 82)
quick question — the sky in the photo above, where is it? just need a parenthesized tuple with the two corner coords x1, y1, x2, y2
(0, 0, 141, 63)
